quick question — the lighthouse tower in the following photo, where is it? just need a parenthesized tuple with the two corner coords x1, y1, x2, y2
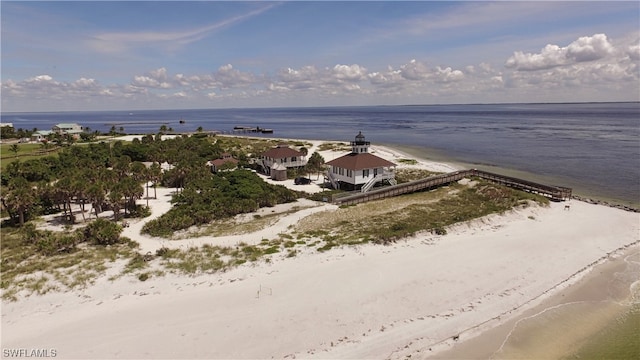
(351, 131, 370, 154)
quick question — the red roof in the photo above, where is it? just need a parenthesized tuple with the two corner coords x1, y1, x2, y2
(210, 158, 238, 167)
(326, 153, 395, 171)
(261, 146, 303, 159)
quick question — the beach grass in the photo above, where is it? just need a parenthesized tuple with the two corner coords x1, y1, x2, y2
(169, 205, 313, 239)
(0, 225, 140, 301)
(297, 179, 548, 247)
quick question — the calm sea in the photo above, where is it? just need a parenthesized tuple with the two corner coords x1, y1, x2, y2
(2, 103, 639, 205)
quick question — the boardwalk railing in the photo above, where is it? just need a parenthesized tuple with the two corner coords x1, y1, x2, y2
(332, 169, 572, 206)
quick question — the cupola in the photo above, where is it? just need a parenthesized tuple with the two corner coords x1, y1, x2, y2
(351, 131, 370, 154)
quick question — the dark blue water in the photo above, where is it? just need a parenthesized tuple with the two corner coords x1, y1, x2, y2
(2, 103, 639, 205)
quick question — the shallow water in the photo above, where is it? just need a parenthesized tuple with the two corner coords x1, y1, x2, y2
(492, 250, 640, 359)
(431, 248, 640, 359)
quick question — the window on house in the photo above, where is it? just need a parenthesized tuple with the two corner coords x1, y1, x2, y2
(363, 169, 369, 177)
(374, 168, 378, 176)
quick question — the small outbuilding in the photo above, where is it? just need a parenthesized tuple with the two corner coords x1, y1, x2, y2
(270, 162, 288, 181)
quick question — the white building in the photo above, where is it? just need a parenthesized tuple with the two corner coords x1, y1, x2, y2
(259, 144, 307, 180)
(52, 123, 84, 138)
(325, 132, 396, 192)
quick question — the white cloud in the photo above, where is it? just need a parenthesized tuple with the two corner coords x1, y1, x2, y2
(626, 43, 640, 61)
(566, 34, 613, 62)
(331, 64, 367, 81)
(2, 31, 638, 111)
(505, 34, 614, 71)
(399, 59, 429, 80)
(86, 3, 280, 55)
(435, 66, 464, 82)
(214, 64, 256, 88)
(277, 66, 318, 83)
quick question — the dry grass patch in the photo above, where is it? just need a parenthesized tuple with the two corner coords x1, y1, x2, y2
(171, 204, 316, 239)
(294, 180, 549, 248)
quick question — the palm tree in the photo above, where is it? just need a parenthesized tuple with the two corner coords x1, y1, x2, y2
(120, 177, 143, 216)
(108, 186, 124, 221)
(149, 162, 162, 199)
(55, 175, 74, 222)
(86, 183, 106, 218)
(307, 152, 325, 180)
(3, 176, 36, 226)
(131, 161, 149, 206)
(9, 144, 19, 158)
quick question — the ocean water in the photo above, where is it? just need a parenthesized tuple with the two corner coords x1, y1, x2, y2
(2, 103, 639, 205)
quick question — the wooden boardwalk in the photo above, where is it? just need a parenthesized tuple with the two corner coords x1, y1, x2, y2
(332, 169, 572, 206)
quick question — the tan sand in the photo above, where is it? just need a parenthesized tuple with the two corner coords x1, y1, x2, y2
(2, 138, 638, 359)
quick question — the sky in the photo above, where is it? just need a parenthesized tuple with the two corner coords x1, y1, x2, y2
(1, 1, 639, 112)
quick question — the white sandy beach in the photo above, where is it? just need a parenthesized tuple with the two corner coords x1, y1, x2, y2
(2, 138, 639, 359)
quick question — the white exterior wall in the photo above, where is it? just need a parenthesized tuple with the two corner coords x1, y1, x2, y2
(262, 157, 307, 169)
(330, 166, 388, 185)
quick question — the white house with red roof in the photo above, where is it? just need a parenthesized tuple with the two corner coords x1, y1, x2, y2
(259, 144, 307, 180)
(325, 132, 397, 192)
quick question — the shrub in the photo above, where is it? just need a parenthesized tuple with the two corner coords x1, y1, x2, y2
(84, 219, 123, 245)
(35, 231, 80, 256)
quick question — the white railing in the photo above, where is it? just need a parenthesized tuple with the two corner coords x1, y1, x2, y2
(326, 171, 339, 189)
(361, 172, 395, 193)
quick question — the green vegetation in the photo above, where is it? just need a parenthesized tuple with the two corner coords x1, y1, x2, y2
(142, 169, 301, 237)
(397, 158, 418, 165)
(395, 168, 441, 183)
(0, 223, 137, 301)
(295, 180, 549, 248)
(318, 142, 350, 152)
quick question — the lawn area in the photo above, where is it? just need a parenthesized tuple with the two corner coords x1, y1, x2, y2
(1, 143, 61, 170)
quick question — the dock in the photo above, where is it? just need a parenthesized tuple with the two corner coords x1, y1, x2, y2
(331, 169, 572, 206)
(233, 126, 273, 134)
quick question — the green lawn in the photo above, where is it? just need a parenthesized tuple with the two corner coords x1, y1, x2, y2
(0, 143, 62, 170)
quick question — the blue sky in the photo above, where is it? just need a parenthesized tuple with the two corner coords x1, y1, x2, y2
(2, 1, 639, 112)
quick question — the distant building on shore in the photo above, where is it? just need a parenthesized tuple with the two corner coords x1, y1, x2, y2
(53, 123, 84, 138)
(325, 131, 396, 192)
(31, 130, 54, 142)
